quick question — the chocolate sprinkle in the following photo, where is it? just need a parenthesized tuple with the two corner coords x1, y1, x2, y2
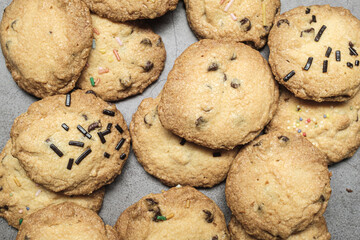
(103, 109, 115, 116)
(347, 62, 354, 69)
(50, 144, 63, 157)
(67, 158, 74, 170)
(310, 15, 317, 24)
(336, 50, 341, 61)
(115, 124, 124, 134)
(97, 132, 106, 144)
(85, 90, 97, 96)
(203, 210, 214, 223)
(325, 47, 332, 58)
(65, 93, 71, 107)
(300, 28, 314, 37)
(61, 123, 69, 131)
(314, 25, 327, 42)
(120, 153, 127, 160)
(77, 125, 92, 139)
(69, 141, 84, 147)
(305, 8, 311, 14)
(180, 138, 186, 145)
(356, 60, 359, 66)
(88, 122, 101, 132)
(213, 152, 221, 157)
(104, 152, 110, 158)
(107, 123, 113, 130)
(283, 70, 295, 82)
(323, 60, 328, 73)
(349, 47, 358, 56)
(75, 148, 92, 165)
(277, 19, 289, 27)
(303, 57, 313, 71)
(115, 138, 126, 150)
(101, 129, 111, 136)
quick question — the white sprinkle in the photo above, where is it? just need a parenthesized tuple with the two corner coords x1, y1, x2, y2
(224, 0, 235, 12)
(230, 13, 237, 21)
(287, 126, 290, 129)
(306, 110, 309, 113)
(35, 190, 41, 197)
(98, 67, 103, 70)
(306, 125, 308, 128)
(115, 37, 123, 46)
(19, 209, 23, 214)
(313, 118, 316, 122)
(321, 121, 324, 124)
(287, 120, 290, 123)
(176, 184, 182, 188)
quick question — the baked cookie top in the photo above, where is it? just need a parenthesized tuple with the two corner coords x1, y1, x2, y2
(158, 39, 279, 150)
(10, 90, 130, 195)
(130, 96, 238, 187)
(83, 0, 178, 22)
(268, 5, 360, 102)
(115, 186, 229, 240)
(225, 131, 331, 240)
(0, 140, 105, 229)
(268, 89, 360, 164)
(16, 202, 117, 240)
(0, 0, 92, 98)
(77, 15, 166, 101)
(228, 216, 331, 240)
(184, 0, 281, 49)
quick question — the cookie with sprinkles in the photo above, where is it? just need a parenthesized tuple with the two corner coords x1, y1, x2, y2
(82, 0, 178, 22)
(0, 0, 92, 98)
(0, 140, 105, 229)
(131, 96, 238, 187)
(10, 90, 130, 195)
(115, 186, 229, 239)
(16, 202, 117, 240)
(158, 39, 279, 150)
(267, 89, 360, 164)
(184, 0, 281, 49)
(268, 5, 360, 102)
(228, 215, 331, 240)
(77, 15, 166, 101)
(225, 131, 331, 240)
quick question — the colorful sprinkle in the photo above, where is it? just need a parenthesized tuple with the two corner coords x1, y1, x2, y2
(299, 117, 303, 121)
(67, 158, 74, 170)
(113, 49, 121, 61)
(92, 39, 96, 49)
(9, 193, 13, 197)
(350, 106, 354, 110)
(156, 216, 167, 221)
(298, 129, 302, 133)
(99, 48, 106, 54)
(90, 77, 95, 86)
(314, 25, 327, 42)
(35, 190, 41, 197)
(93, 28, 100, 35)
(26, 207, 30, 211)
(166, 213, 175, 220)
(315, 124, 319, 128)
(224, 0, 235, 12)
(19, 218, 23, 225)
(307, 118, 311, 123)
(115, 37, 123, 46)
(230, 13, 237, 21)
(98, 68, 109, 74)
(303, 132, 307, 137)
(75, 148, 92, 165)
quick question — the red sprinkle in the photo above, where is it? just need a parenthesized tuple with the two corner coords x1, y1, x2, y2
(113, 49, 121, 61)
(93, 28, 100, 35)
(306, 118, 311, 123)
(303, 132, 307, 137)
(98, 68, 109, 74)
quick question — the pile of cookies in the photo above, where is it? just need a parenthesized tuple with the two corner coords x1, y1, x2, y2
(0, 0, 359, 239)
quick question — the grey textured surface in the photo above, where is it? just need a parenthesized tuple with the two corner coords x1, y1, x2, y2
(0, 0, 359, 239)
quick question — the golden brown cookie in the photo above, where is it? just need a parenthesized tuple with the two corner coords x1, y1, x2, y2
(184, 0, 281, 49)
(115, 186, 229, 240)
(267, 89, 360, 164)
(83, 0, 178, 22)
(130, 96, 238, 187)
(158, 39, 279, 150)
(16, 202, 116, 240)
(228, 216, 331, 240)
(0, 0, 92, 98)
(269, 5, 360, 102)
(0, 140, 105, 229)
(77, 15, 166, 101)
(10, 90, 130, 195)
(225, 131, 331, 240)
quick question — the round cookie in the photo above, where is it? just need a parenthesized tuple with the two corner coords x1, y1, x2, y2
(77, 15, 166, 101)
(115, 186, 229, 240)
(268, 89, 360, 164)
(225, 131, 331, 240)
(0, 140, 105, 229)
(10, 90, 131, 195)
(131, 96, 238, 187)
(268, 5, 360, 102)
(16, 202, 117, 240)
(83, 0, 178, 22)
(184, 0, 281, 49)
(0, 0, 93, 98)
(158, 39, 279, 150)
(228, 216, 331, 240)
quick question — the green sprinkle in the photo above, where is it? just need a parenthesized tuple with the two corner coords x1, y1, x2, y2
(156, 216, 167, 221)
(9, 193, 13, 197)
(19, 218, 23, 225)
(90, 77, 95, 86)
(350, 106, 353, 110)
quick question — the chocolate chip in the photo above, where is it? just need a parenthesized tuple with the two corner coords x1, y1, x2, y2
(82, 114, 88, 121)
(275, 7, 280, 14)
(278, 136, 289, 142)
(146, 198, 158, 205)
(277, 19, 289, 27)
(88, 121, 101, 132)
(0, 205, 9, 212)
(180, 138, 186, 145)
(239, 18, 251, 31)
(156, 38, 163, 47)
(305, 8, 311, 14)
(25, 236, 30, 240)
(320, 195, 325, 202)
(142, 61, 154, 72)
(223, 73, 227, 81)
(203, 210, 214, 223)
(310, 15, 317, 24)
(140, 38, 152, 47)
(230, 53, 237, 61)
(120, 76, 132, 88)
(11, 20, 17, 30)
(300, 28, 314, 37)
(5, 41, 11, 50)
(253, 141, 262, 147)
(85, 90, 97, 96)
(208, 63, 218, 71)
(195, 116, 206, 127)
(231, 78, 241, 89)
(49, 31, 52, 34)
(213, 152, 221, 157)
(212, 236, 218, 240)
(349, 41, 354, 48)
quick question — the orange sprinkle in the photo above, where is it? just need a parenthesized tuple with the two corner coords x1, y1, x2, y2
(98, 68, 109, 74)
(113, 49, 121, 61)
(95, 78, 101, 86)
(13, 177, 21, 187)
(219, 0, 225, 4)
(93, 28, 100, 35)
(166, 213, 175, 220)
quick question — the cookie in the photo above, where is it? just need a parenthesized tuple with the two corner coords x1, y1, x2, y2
(228, 216, 331, 240)
(77, 15, 166, 101)
(83, 0, 178, 22)
(225, 131, 331, 240)
(131, 96, 238, 187)
(16, 202, 117, 240)
(158, 39, 279, 150)
(0, 140, 105, 229)
(115, 186, 229, 239)
(268, 5, 360, 102)
(184, 0, 281, 49)
(268, 89, 360, 164)
(10, 90, 130, 195)
(0, 0, 92, 98)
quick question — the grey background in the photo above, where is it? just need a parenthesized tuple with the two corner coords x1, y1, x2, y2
(0, 0, 359, 239)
